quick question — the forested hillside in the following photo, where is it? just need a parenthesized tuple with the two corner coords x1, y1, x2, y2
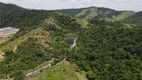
(0, 2, 142, 80)
(0, 2, 80, 79)
(0, 2, 53, 29)
(124, 11, 142, 25)
(69, 26, 142, 80)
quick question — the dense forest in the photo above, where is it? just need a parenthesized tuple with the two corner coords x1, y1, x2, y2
(0, 2, 142, 80)
(68, 26, 142, 80)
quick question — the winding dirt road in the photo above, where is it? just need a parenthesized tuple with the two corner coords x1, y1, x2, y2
(21, 58, 66, 80)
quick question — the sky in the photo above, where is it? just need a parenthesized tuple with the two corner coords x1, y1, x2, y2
(1, 0, 142, 12)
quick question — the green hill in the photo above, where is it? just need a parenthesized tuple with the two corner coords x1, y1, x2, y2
(56, 6, 135, 21)
(57, 6, 142, 25)
(0, 2, 80, 79)
(0, 2, 52, 29)
(0, 2, 142, 80)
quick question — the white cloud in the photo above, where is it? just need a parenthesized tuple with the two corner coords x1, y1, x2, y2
(0, 0, 142, 11)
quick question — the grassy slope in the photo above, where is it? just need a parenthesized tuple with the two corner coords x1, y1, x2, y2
(112, 11, 135, 21)
(85, 8, 98, 19)
(76, 9, 89, 18)
(0, 34, 14, 61)
(75, 8, 98, 19)
(26, 62, 87, 80)
(76, 19, 88, 28)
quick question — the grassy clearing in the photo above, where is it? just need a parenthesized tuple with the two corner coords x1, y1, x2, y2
(112, 11, 135, 21)
(76, 19, 89, 28)
(85, 8, 98, 19)
(75, 72, 88, 80)
(76, 9, 88, 18)
(26, 62, 87, 80)
(76, 8, 98, 19)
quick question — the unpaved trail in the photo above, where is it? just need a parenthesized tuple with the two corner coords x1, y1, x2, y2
(22, 58, 67, 80)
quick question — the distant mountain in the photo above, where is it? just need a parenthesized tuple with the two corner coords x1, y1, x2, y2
(56, 6, 135, 21)
(124, 11, 142, 25)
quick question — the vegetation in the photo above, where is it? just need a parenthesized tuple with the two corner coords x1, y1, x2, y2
(0, 2, 142, 80)
(56, 6, 135, 21)
(0, 2, 79, 80)
(0, 2, 52, 28)
(124, 11, 142, 25)
(68, 26, 142, 80)
(57, 6, 142, 26)
(0, 2, 56, 39)
(27, 62, 87, 80)
(0, 38, 53, 79)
